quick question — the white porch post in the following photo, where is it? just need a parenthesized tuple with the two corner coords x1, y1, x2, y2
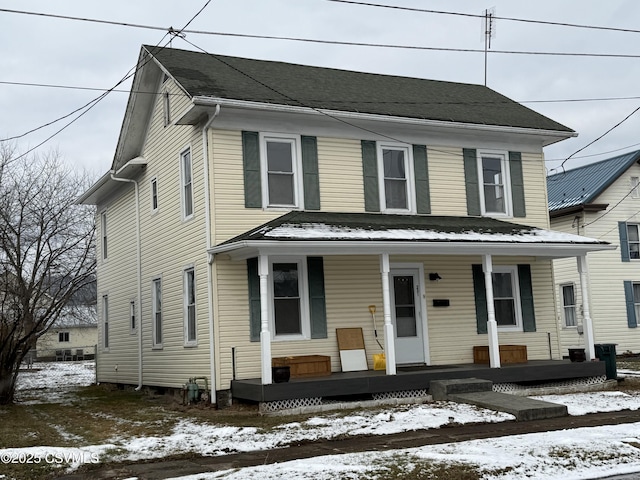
(577, 255, 596, 360)
(380, 253, 397, 375)
(482, 254, 501, 368)
(258, 255, 272, 384)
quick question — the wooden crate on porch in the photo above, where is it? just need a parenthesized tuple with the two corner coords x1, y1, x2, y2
(473, 345, 528, 364)
(272, 355, 331, 378)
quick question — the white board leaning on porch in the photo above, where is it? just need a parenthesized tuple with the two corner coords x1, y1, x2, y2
(336, 328, 368, 372)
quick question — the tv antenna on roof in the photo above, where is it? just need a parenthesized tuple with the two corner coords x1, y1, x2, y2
(482, 7, 496, 86)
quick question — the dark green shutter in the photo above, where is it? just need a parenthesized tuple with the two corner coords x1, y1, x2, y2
(624, 281, 638, 328)
(620, 222, 630, 262)
(301, 136, 320, 210)
(307, 257, 327, 338)
(412, 144, 431, 214)
(247, 258, 261, 341)
(463, 148, 481, 216)
(242, 131, 262, 208)
(518, 264, 536, 332)
(472, 264, 488, 334)
(509, 151, 526, 217)
(362, 140, 380, 212)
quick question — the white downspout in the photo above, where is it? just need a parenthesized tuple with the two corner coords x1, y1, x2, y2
(110, 171, 143, 390)
(202, 105, 220, 403)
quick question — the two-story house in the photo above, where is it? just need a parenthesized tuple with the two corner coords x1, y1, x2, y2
(548, 151, 640, 357)
(79, 45, 612, 409)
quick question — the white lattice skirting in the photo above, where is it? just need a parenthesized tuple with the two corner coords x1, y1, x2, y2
(493, 375, 609, 395)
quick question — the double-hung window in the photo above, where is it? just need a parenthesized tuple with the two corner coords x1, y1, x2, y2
(271, 258, 309, 338)
(152, 278, 163, 348)
(184, 268, 197, 345)
(59, 332, 69, 342)
(101, 211, 107, 260)
(478, 151, 511, 216)
(561, 284, 577, 327)
(102, 295, 109, 349)
(180, 148, 193, 218)
(491, 266, 522, 330)
(628, 224, 640, 259)
(261, 134, 302, 208)
(377, 144, 414, 212)
(634, 283, 640, 324)
(632, 176, 640, 199)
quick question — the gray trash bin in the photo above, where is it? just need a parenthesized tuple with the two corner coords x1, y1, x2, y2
(594, 344, 617, 380)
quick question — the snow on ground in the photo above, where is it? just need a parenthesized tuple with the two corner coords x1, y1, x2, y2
(5, 360, 640, 478)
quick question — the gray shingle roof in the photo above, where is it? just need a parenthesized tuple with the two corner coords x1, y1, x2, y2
(147, 45, 573, 132)
(547, 150, 640, 212)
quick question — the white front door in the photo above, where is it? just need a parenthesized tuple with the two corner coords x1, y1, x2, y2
(390, 268, 425, 365)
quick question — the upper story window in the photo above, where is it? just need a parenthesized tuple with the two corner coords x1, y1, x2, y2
(180, 148, 193, 219)
(561, 284, 577, 327)
(377, 144, 415, 213)
(632, 176, 640, 199)
(151, 178, 158, 212)
(628, 224, 640, 259)
(478, 151, 511, 216)
(491, 266, 522, 331)
(58, 332, 70, 342)
(261, 134, 302, 208)
(101, 211, 107, 260)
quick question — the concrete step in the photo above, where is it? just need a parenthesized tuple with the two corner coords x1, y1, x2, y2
(430, 378, 493, 401)
(450, 391, 568, 421)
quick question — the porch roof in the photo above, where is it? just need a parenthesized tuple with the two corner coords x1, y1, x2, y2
(210, 212, 614, 260)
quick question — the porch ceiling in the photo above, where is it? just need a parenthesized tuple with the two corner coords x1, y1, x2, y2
(209, 211, 615, 260)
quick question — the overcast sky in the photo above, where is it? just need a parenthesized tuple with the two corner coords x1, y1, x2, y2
(2, 0, 640, 178)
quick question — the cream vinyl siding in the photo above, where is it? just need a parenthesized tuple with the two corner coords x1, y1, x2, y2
(427, 146, 468, 216)
(97, 78, 211, 389)
(317, 137, 365, 212)
(520, 151, 551, 229)
(95, 188, 139, 384)
(214, 254, 559, 389)
(551, 162, 640, 355)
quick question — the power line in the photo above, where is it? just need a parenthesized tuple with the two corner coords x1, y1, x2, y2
(326, 0, 640, 35)
(1, 1, 214, 155)
(3, 8, 640, 59)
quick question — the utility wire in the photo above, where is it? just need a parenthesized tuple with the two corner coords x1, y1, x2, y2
(1, 1, 213, 149)
(3, 8, 640, 58)
(327, 0, 640, 35)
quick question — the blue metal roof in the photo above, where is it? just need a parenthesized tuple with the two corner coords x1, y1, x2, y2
(547, 150, 640, 212)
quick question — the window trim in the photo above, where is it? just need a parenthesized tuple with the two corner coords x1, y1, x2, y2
(150, 177, 158, 213)
(628, 223, 640, 260)
(492, 265, 522, 331)
(477, 150, 513, 218)
(152, 277, 163, 349)
(632, 176, 640, 199)
(58, 331, 70, 342)
(102, 294, 109, 351)
(560, 283, 577, 328)
(269, 257, 310, 341)
(183, 266, 197, 347)
(180, 147, 194, 220)
(259, 133, 304, 210)
(376, 142, 416, 213)
(100, 210, 107, 261)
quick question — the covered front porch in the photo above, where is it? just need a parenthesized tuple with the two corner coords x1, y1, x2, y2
(231, 359, 607, 404)
(211, 211, 614, 393)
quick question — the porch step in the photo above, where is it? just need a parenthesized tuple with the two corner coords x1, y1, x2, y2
(430, 378, 568, 421)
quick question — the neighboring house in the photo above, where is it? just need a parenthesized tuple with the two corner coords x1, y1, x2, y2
(78, 45, 612, 405)
(36, 323, 98, 360)
(548, 150, 640, 356)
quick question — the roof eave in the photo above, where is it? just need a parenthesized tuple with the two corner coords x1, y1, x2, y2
(177, 96, 576, 146)
(209, 239, 614, 261)
(549, 203, 609, 218)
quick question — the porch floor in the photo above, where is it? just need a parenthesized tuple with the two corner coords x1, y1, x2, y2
(231, 360, 606, 403)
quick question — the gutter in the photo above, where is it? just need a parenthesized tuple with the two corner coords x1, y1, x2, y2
(202, 105, 220, 405)
(110, 164, 144, 391)
(187, 96, 577, 142)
